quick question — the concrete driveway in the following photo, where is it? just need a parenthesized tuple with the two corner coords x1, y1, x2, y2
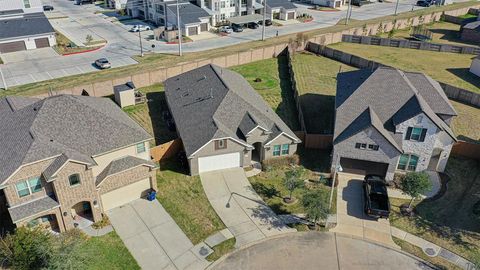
(107, 199, 211, 270)
(212, 232, 434, 270)
(331, 173, 397, 248)
(200, 168, 295, 248)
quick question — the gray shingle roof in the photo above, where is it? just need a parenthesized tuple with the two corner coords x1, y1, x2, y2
(167, 2, 210, 25)
(266, 0, 297, 9)
(96, 156, 156, 185)
(334, 67, 457, 148)
(164, 64, 300, 157)
(0, 95, 152, 185)
(8, 196, 60, 223)
(0, 12, 55, 41)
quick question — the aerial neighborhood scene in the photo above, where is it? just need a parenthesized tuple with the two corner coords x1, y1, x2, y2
(0, 0, 479, 267)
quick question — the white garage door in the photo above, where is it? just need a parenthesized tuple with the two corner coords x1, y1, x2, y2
(101, 178, 151, 211)
(198, 152, 241, 173)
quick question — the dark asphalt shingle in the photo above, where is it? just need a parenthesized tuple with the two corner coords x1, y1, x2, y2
(8, 196, 60, 223)
(0, 12, 55, 40)
(167, 2, 210, 25)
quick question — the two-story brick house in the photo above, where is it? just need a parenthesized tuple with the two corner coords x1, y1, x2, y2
(0, 95, 157, 233)
(331, 67, 457, 181)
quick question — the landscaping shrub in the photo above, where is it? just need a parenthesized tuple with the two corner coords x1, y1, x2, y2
(301, 189, 329, 230)
(262, 155, 299, 171)
(400, 171, 432, 211)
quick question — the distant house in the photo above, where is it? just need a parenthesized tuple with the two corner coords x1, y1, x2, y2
(0, 95, 157, 233)
(332, 67, 457, 181)
(310, 0, 345, 8)
(470, 56, 480, 77)
(265, 0, 297, 21)
(164, 64, 301, 175)
(0, 0, 56, 54)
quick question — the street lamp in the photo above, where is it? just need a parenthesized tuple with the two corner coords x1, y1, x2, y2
(329, 164, 343, 209)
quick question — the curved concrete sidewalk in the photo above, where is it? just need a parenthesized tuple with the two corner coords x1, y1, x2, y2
(200, 168, 295, 248)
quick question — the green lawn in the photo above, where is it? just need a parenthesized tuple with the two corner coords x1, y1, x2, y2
(328, 43, 480, 94)
(80, 232, 140, 270)
(156, 160, 226, 244)
(249, 147, 334, 215)
(206, 238, 236, 262)
(379, 21, 479, 47)
(230, 57, 300, 131)
(451, 100, 480, 144)
(291, 52, 357, 134)
(122, 84, 177, 146)
(389, 156, 480, 263)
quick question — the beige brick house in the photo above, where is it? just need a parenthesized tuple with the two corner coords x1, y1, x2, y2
(0, 95, 157, 233)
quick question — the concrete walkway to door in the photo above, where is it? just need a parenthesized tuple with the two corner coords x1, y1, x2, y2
(200, 168, 295, 248)
(331, 173, 398, 248)
(107, 199, 211, 270)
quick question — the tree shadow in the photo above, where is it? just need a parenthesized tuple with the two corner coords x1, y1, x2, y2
(446, 67, 480, 90)
(296, 146, 331, 173)
(299, 93, 335, 134)
(145, 91, 178, 146)
(277, 53, 301, 131)
(249, 204, 291, 228)
(158, 156, 188, 175)
(251, 182, 280, 199)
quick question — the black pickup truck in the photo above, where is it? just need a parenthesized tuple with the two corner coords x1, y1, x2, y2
(363, 175, 390, 219)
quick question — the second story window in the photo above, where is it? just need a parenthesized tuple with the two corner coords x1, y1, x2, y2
(368, 144, 379, 151)
(281, 144, 289, 155)
(273, 145, 281, 156)
(215, 139, 227, 150)
(16, 177, 42, 198)
(69, 174, 81, 187)
(406, 127, 427, 142)
(355, 143, 367, 149)
(156, 4, 164, 14)
(136, 142, 146, 154)
(23, 0, 30, 8)
(221, 1, 226, 8)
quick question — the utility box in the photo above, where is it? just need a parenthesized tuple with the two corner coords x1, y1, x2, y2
(114, 82, 136, 108)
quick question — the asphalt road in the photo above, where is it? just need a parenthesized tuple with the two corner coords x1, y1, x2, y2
(0, 0, 468, 89)
(212, 232, 435, 270)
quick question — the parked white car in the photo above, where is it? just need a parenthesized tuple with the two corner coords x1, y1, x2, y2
(219, 26, 233, 34)
(130, 25, 152, 32)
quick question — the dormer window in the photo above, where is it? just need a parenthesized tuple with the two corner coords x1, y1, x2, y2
(215, 139, 227, 150)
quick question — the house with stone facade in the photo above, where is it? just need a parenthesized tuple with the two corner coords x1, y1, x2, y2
(0, 95, 157, 233)
(164, 64, 301, 175)
(331, 67, 457, 181)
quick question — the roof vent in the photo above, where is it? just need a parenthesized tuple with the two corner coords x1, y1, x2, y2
(198, 75, 206, 81)
(50, 139, 53, 142)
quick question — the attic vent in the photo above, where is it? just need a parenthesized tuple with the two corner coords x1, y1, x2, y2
(176, 87, 181, 91)
(33, 107, 37, 111)
(198, 75, 206, 81)
(50, 139, 54, 142)
(181, 92, 189, 97)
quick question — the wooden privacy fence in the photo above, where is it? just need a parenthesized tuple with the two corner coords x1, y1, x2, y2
(342, 34, 480, 55)
(451, 141, 480, 160)
(304, 134, 333, 150)
(150, 139, 183, 162)
(306, 43, 480, 108)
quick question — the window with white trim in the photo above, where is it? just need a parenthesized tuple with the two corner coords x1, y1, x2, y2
(136, 142, 146, 154)
(23, 0, 30, 8)
(273, 145, 281, 156)
(16, 177, 42, 198)
(397, 154, 419, 171)
(69, 174, 81, 187)
(281, 144, 290, 155)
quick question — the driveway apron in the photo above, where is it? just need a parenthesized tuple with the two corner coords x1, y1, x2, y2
(200, 168, 295, 248)
(107, 199, 210, 270)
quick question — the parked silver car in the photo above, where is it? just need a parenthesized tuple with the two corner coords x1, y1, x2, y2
(219, 26, 233, 34)
(130, 25, 151, 32)
(95, 58, 111, 69)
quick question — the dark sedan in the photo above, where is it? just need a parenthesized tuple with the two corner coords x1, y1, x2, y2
(247, 22, 259, 29)
(43, 5, 54, 11)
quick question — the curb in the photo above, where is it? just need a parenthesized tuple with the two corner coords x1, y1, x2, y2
(62, 43, 107, 56)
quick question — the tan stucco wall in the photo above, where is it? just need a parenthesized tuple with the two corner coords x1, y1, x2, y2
(91, 142, 151, 177)
(98, 166, 157, 196)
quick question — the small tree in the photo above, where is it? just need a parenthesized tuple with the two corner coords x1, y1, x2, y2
(400, 172, 432, 210)
(301, 189, 329, 230)
(283, 166, 306, 202)
(85, 34, 93, 45)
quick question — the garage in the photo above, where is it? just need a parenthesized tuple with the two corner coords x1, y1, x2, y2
(287, 12, 295, 20)
(188, 26, 198, 36)
(0, 41, 26, 53)
(200, 23, 208, 32)
(101, 178, 151, 211)
(34, 37, 50, 48)
(339, 158, 388, 177)
(198, 152, 241, 173)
